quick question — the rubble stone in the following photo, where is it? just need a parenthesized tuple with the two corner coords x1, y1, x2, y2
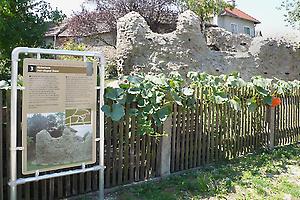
(206, 27, 253, 52)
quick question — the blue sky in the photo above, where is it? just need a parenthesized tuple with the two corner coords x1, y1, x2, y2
(46, 0, 300, 37)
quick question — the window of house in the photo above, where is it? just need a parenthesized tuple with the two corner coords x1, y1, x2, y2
(231, 23, 238, 34)
(244, 27, 251, 35)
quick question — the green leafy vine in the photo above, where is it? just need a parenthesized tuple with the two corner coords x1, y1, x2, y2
(102, 72, 300, 136)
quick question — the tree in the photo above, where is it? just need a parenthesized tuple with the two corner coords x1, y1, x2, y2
(27, 114, 48, 138)
(279, 0, 300, 29)
(179, 0, 232, 31)
(68, 0, 180, 44)
(47, 115, 57, 129)
(0, 0, 65, 80)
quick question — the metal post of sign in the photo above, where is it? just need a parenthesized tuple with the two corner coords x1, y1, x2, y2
(98, 54, 106, 200)
(10, 47, 106, 200)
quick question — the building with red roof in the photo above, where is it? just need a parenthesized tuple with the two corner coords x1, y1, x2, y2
(212, 6, 261, 37)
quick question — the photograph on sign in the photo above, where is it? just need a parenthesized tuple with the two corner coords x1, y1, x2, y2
(22, 58, 97, 174)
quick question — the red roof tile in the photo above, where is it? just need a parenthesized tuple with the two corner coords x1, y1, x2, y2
(224, 8, 261, 24)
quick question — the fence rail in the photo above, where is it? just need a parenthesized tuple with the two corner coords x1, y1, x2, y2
(1, 88, 299, 199)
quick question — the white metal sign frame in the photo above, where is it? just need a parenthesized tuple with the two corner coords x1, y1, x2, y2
(9, 47, 105, 200)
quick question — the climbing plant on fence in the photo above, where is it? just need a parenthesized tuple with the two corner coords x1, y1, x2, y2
(1, 71, 300, 136)
(101, 72, 300, 135)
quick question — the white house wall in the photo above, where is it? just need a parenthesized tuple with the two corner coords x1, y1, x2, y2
(217, 15, 256, 37)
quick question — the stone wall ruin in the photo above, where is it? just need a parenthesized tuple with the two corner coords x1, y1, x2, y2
(35, 127, 92, 165)
(116, 11, 300, 81)
(117, 11, 210, 77)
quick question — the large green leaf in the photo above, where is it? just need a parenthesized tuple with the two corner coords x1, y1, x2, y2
(102, 104, 125, 121)
(187, 71, 198, 81)
(255, 86, 269, 97)
(252, 76, 272, 88)
(157, 106, 172, 122)
(171, 91, 183, 106)
(229, 97, 241, 111)
(263, 95, 273, 106)
(148, 75, 167, 85)
(111, 103, 125, 121)
(119, 83, 130, 89)
(214, 91, 228, 104)
(101, 105, 111, 117)
(226, 76, 239, 87)
(141, 89, 153, 98)
(105, 87, 124, 100)
(127, 76, 142, 84)
(169, 71, 182, 80)
(116, 96, 127, 104)
(128, 87, 141, 95)
(143, 104, 154, 115)
(155, 91, 165, 104)
(182, 87, 194, 96)
(199, 72, 208, 81)
(128, 108, 139, 116)
(137, 99, 147, 107)
(247, 98, 257, 112)
(230, 71, 240, 78)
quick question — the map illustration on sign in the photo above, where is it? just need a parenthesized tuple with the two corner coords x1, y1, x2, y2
(22, 59, 97, 174)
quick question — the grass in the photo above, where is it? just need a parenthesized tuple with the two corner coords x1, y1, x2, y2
(107, 144, 300, 200)
(27, 159, 92, 172)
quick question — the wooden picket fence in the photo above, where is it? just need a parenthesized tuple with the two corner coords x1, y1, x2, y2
(275, 94, 300, 146)
(0, 90, 162, 200)
(170, 88, 267, 172)
(1, 88, 299, 200)
(170, 88, 300, 172)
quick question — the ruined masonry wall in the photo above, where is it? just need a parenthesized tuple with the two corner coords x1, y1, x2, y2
(36, 128, 92, 165)
(116, 11, 300, 81)
(117, 11, 209, 77)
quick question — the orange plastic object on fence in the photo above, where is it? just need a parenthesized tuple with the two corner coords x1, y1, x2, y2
(271, 97, 281, 107)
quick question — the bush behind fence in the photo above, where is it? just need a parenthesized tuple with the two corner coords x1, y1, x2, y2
(0, 88, 299, 200)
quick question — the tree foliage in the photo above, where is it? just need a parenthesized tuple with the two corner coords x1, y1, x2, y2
(179, 0, 233, 30)
(0, 0, 65, 80)
(68, 0, 180, 38)
(279, 0, 300, 29)
(27, 113, 65, 139)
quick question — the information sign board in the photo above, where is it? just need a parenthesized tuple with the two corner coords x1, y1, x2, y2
(22, 58, 97, 174)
